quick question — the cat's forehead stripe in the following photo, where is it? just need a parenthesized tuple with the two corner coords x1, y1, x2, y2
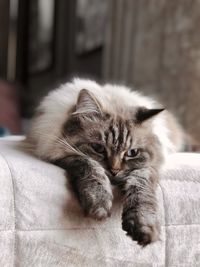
(98, 131, 105, 143)
(123, 127, 129, 147)
(110, 124, 119, 144)
(105, 118, 131, 152)
(104, 130, 109, 144)
(110, 121, 119, 149)
(118, 120, 127, 150)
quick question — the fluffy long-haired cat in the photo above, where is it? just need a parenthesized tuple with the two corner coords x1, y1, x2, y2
(26, 78, 185, 246)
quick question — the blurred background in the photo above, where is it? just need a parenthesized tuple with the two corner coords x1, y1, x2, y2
(0, 0, 200, 142)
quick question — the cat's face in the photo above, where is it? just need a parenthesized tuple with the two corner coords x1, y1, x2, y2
(62, 89, 163, 182)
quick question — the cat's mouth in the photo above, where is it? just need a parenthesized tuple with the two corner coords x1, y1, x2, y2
(106, 169, 128, 185)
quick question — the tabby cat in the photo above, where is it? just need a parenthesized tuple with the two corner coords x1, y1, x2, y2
(27, 78, 185, 246)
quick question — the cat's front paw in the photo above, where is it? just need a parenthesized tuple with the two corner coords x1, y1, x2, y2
(81, 187, 113, 220)
(86, 197, 112, 220)
(122, 210, 160, 246)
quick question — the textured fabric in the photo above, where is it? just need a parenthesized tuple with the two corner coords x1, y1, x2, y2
(0, 137, 199, 267)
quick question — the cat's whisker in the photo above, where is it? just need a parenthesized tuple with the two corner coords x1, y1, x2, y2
(30, 130, 86, 157)
(56, 136, 86, 157)
(56, 137, 77, 152)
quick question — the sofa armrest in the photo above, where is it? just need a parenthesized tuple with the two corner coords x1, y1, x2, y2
(0, 137, 200, 267)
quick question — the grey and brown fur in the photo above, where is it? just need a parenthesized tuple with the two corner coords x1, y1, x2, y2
(26, 79, 191, 246)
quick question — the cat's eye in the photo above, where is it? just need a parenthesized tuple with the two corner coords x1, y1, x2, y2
(126, 148, 139, 157)
(91, 143, 105, 154)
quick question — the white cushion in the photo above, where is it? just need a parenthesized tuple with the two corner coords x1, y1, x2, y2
(0, 137, 200, 267)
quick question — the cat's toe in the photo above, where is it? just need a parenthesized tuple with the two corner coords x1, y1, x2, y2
(122, 214, 160, 246)
(135, 225, 159, 246)
(89, 205, 111, 220)
(122, 218, 135, 236)
(83, 191, 113, 220)
(86, 198, 112, 220)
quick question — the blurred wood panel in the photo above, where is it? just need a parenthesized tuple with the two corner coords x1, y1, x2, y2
(104, 0, 200, 141)
(0, 0, 10, 78)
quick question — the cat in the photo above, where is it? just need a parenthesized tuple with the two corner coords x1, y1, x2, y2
(26, 78, 185, 246)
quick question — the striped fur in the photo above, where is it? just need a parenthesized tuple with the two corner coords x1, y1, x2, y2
(26, 78, 184, 161)
(26, 78, 185, 246)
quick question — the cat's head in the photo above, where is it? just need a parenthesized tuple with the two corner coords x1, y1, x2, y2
(62, 89, 164, 182)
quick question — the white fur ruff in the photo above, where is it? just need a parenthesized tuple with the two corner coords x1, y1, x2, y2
(27, 78, 181, 160)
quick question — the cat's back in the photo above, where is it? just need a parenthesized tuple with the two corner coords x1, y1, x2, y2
(42, 78, 155, 114)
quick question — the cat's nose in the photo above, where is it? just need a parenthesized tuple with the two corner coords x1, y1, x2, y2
(109, 157, 121, 175)
(110, 168, 120, 176)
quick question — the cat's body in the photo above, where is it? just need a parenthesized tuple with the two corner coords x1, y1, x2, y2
(27, 78, 185, 246)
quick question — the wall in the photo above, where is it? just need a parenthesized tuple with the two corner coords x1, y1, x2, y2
(104, 0, 200, 142)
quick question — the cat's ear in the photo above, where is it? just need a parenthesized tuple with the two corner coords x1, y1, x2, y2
(74, 89, 103, 116)
(135, 107, 165, 123)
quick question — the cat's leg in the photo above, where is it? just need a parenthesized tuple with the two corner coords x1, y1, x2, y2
(119, 168, 160, 246)
(58, 156, 113, 220)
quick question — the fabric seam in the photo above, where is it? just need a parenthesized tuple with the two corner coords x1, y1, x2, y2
(0, 151, 16, 267)
(162, 177, 200, 184)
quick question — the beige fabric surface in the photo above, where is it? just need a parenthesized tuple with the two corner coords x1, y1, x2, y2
(0, 137, 199, 267)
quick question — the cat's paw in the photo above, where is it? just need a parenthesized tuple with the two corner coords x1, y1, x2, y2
(81, 188, 113, 220)
(86, 199, 112, 220)
(122, 210, 160, 246)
